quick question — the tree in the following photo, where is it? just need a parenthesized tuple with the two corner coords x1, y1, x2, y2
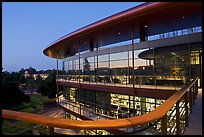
(19, 68, 25, 75)
(27, 66, 36, 75)
(37, 70, 57, 99)
(2, 71, 30, 109)
(11, 72, 21, 82)
(37, 80, 48, 96)
(45, 71, 57, 99)
(36, 70, 45, 74)
(19, 75, 26, 84)
(83, 58, 91, 71)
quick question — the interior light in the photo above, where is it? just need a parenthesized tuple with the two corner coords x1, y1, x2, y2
(118, 32, 121, 35)
(182, 16, 185, 19)
(145, 25, 148, 28)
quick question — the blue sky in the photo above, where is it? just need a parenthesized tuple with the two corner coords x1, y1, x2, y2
(2, 2, 144, 72)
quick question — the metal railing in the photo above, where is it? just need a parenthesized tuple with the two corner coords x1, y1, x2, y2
(2, 78, 199, 135)
(57, 74, 183, 90)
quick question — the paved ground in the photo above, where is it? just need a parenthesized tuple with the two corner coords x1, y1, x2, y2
(40, 107, 64, 118)
(183, 88, 202, 135)
(39, 107, 79, 135)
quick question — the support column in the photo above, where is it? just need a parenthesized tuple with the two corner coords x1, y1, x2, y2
(192, 84, 195, 105)
(128, 48, 130, 85)
(78, 43, 81, 105)
(108, 53, 110, 84)
(129, 95, 131, 117)
(189, 88, 192, 113)
(139, 25, 148, 42)
(78, 44, 81, 84)
(132, 26, 135, 89)
(96, 43, 99, 84)
(153, 47, 157, 89)
(195, 80, 198, 96)
(131, 26, 136, 118)
(56, 48, 59, 104)
(48, 126, 54, 135)
(95, 91, 97, 112)
(184, 92, 188, 127)
(176, 101, 180, 135)
(161, 114, 168, 135)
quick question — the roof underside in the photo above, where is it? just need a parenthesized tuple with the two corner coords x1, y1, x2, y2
(43, 2, 202, 59)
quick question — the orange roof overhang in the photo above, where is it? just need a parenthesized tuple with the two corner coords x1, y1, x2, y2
(43, 2, 202, 59)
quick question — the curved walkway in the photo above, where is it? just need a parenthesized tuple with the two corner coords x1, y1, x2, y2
(183, 88, 202, 135)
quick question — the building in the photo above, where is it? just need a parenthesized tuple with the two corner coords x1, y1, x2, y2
(5, 2, 200, 135)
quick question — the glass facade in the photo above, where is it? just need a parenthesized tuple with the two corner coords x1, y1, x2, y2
(61, 41, 202, 90)
(57, 27, 202, 135)
(61, 87, 165, 119)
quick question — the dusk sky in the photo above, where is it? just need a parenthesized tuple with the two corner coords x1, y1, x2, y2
(2, 2, 144, 72)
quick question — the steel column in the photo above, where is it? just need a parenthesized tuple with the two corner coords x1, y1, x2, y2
(176, 101, 180, 135)
(195, 80, 198, 96)
(184, 92, 188, 127)
(48, 126, 54, 135)
(56, 48, 59, 104)
(96, 43, 99, 85)
(132, 26, 135, 89)
(131, 26, 136, 118)
(161, 114, 168, 135)
(128, 47, 130, 85)
(129, 95, 131, 117)
(78, 44, 81, 84)
(189, 88, 192, 113)
(192, 84, 195, 105)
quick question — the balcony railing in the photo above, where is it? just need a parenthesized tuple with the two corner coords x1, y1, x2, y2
(57, 74, 183, 90)
(2, 78, 198, 135)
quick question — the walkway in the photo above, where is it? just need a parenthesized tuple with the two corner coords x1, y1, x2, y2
(59, 97, 114, 120)
(183, 88, 202, 135)
(58, 79, 182, 90)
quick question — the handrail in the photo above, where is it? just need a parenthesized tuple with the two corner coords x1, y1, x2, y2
(2, 78, 198, 131)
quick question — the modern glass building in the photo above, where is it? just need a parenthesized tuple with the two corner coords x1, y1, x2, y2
(42, 2, 202, 135)
(2, 2, 202, 135)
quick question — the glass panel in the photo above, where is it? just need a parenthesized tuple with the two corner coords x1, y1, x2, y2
(134, 49, 148, 58)
(110, 59, 128, 68)
(98, 55, 108, 62)
(154, 45, 189, 87)
(190, 50, 200, 64)
(110, 51, 128, 61)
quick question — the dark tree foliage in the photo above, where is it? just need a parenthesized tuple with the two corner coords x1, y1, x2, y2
(2, 81, 30, 109)
(2, 70, 31, 109)
(37, 80, 48, 96)
(28, 66, 37, 74)
(37, 70, 57, 99)
(83, 58, 91, 71)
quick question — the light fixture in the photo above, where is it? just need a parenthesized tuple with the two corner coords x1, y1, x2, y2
(118, 32, 121, 35)
(182, 16, 185, 19)
(145, 25, 148, 28)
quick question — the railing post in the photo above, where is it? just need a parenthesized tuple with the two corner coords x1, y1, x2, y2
(80, 103, 81, 115)
(48, 126, 54, 135)
(189, 88, 192, 113)
(176, 101, 180, 135)
(185, 92, 188, 127)
(192, 84, 195, 105)
(195, 80, 198, 98)
(161, 114, 168, 135)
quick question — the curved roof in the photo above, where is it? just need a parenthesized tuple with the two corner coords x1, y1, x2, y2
(43, 2, 202, 59)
